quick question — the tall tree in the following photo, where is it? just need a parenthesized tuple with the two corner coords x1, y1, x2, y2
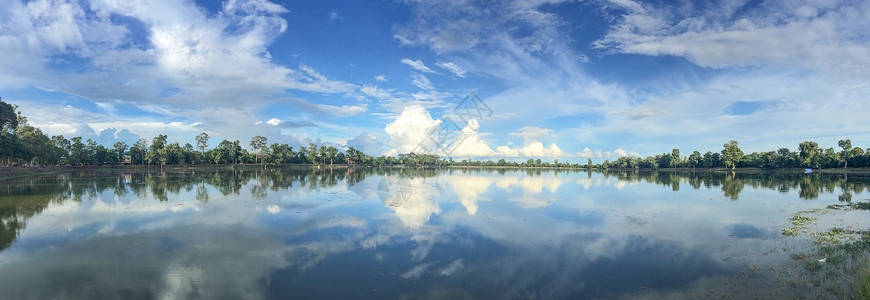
(306, 143, 319, 164)
(325, 146, 338, 165)
(721, 140, 744, 170)
(196, 132, 209, 153)
(133, 138, 148, 165)
(799, 141, 820, 168)
(232, 140, 241, 164)
(113, 141, 128, 164)
(147, 134, 168, 166)
(688, 151, 702, 169)
(250, 136, 267, 165)
(670, 149, 681, 168)
(838, 139, 852, 168)
(0, 97, 17, 132)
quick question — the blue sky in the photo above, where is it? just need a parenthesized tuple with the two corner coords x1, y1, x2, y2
(1, 0, 869, 161)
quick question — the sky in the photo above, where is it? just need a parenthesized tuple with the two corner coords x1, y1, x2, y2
(1, 0, 869, 161)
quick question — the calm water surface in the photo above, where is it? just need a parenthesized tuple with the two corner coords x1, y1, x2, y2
(1, 168, 868, 299)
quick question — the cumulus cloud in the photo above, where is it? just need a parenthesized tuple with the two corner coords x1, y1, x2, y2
(384, 105, 625, 158)
(1, 0, 364, 146)
(347, 132, 384, 156)
(374, 75, 387, 82)
(384, 105, 441, 155)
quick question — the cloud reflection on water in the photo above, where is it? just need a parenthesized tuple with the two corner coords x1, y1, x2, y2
(0, 169, 867, 298)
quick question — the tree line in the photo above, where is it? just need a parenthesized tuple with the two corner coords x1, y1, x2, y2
(602, 140, 865, 170)
(1, 98, 867, 169)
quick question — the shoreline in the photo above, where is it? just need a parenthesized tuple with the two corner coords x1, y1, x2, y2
(5, 164, 870, 181)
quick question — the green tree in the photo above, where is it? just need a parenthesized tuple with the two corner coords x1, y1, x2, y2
(306, 143, 319, 164)
(0, 98, 21, 165)
(196, 132, 209, 163)
(114, 141, 128, 164)
(147, 134, 168, 166)
(217, 140, 234, 164)
(324, 146, 338, 165)
(232, 140, 241, 164)
(69, 137, 86, 165)
(0, 97, 17, 131)
(345, 147, 363, 164)
(132, 138, 148, 165)
(16, 124, 58, 165)
(721, 140, 744, 170)
(670, 149, 681, 168)
(249, 136, 267, 165)
(687, 151, 702, 169)
(799, 141, 819, 168)
(838, 139, 852, 168)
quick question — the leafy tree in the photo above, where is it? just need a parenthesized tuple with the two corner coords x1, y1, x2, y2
(146, 134, 168, 166)
(217, 140, 234, 164)
(183, 143, 195, 164)
(687, 151, 702, 168)
(231, 140, 241, 164)
(306, 143, 319, 164)
(69, 137, 86, 165)
(16, 124, 59, 165)
(249, 136, 267, 165)
(164, 142, 183, 165)
(131, 138, 148, 165)
(838, 139, 852, 168)
(345, 147, 364, 164)
(196, 132, 209, 163)
(721, 140, 744, 170)
(325, 146, 338, 165)
(114, 141, 128, 164)
(799, 141, 819, 168)
(670, 149, 681, 168)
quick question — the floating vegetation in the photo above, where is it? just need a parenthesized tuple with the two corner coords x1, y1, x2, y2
(827, 201, 870, 212)
(781, 209, 832, 238)
(775, 205, 870, 298)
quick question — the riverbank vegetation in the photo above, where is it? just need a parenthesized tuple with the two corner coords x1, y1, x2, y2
(2, 98, 868, 170)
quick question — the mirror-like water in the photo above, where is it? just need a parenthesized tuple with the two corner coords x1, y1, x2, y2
(1, 168, 868, 299)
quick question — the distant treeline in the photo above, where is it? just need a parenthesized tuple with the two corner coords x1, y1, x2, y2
(0, 98, 865, 169)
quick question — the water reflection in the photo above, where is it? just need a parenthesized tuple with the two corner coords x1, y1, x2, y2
(0, 168, 868, 299)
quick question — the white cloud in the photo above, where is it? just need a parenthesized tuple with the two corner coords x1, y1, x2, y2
(0, 0, 361, 146)
(383, 105, 622, 158)
(451, 119, 494, 157)
(347, 132, 384, 156)
(384, 105, 441, 155)
(410, 73, 433, 90)
(361, 85, 393, 99)
(509, 126, 554, 141)
(595, 0, 870, 80)
(266, 118, 283, 126)
(400, 58, 437, 74)
(435, 62, 467, 78)
(329, 11, 343, 22)
(374, 75, 387, 82)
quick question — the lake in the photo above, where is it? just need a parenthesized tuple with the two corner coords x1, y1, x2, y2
(1, 167, 868, 299)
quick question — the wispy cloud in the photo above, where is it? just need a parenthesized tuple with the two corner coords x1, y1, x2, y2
(436, 62, 467, 78)
(410, 73, 434, 90)
(400, 58, 438, 74)
(595, 0, 870, 80)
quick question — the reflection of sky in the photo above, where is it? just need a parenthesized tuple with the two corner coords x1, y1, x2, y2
(0, 170, 866, 298)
